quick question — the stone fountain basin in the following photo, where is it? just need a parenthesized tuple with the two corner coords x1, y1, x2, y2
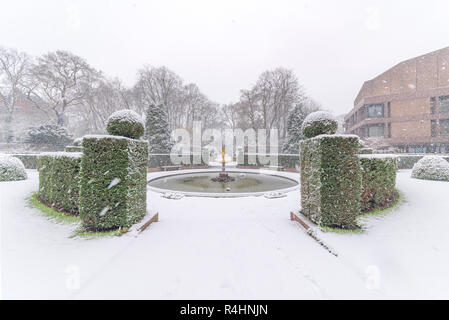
(147, 169, 299, 198)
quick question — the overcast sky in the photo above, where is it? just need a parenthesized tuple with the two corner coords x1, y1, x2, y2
(1, 0, 448, 115)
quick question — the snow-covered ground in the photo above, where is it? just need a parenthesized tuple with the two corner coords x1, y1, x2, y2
(1, 170, 448, 299)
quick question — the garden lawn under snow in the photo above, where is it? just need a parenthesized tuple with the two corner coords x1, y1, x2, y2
(1, 170, 448, 299)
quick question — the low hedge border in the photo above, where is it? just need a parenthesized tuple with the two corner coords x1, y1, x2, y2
(237, 153, 300, 169)
(359, 155, 398, 213)
(37, 152, 82, 216)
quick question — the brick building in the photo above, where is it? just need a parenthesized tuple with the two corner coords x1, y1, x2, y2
(345, 46, 449, 153)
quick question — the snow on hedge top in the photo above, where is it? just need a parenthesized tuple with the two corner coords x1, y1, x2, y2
(106, 109, 145, 139)
(40, 152, 83, 159)
(301, 111, 338, 138)
(0, 156, 27, 182)
(411, 156, 449, 181)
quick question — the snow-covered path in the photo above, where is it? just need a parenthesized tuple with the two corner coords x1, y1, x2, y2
(1, 170, 448, 299)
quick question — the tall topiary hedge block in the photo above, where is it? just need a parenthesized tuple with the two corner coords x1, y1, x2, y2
(37, 152, 82, 215)
(79, 135, 148, 231)
(360, 155, 398, 212)
(300, 135, 361, 229)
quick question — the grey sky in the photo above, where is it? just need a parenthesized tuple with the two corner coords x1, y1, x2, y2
(1, 0, 448, 115)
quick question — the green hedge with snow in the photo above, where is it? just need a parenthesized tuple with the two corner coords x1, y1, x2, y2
(300, 135, 361, 229)
(0, 156, 28, 181)
(37, 152, 82, 215)
(237, 153, 300, 169)
(411, 156, 449, 181)
(79, 136, 148, 231)
(360, 155, 398, 212)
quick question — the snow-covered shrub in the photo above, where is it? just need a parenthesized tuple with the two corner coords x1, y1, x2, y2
(37, 152, 82, 215)
(106, 109, 145, 139)
(411, 156, 449, 181)
(79, 135, 148, 231)
(397, 155, 449, 170)
(301, 111, 338, 138)
(25, 125, 73, 150)
(145, 104, 174, 154)
(3, 154, 39, 169)
(282, 104, 307, 154)
(360, 155, 398, 212)
(0, 156, 27, 181)
(300, 135, 361, 229)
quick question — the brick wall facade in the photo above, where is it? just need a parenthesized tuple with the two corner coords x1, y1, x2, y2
(345, 46, 449, 153)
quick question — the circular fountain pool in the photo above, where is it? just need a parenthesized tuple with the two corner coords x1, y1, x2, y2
(147, 170, 299, 197)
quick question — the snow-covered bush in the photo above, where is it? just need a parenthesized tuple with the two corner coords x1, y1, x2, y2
(0, 156, 27, 181)
(3, 154, 39, 169)
(301, 111, 338, 138)
(79, 135, 148, 231)
(360, 155, 398, 212)
(145, 104, 174, 154)
(300, 135, 361, 229)
(282, 104, 307, 154)
(106, 109, 145, 139)
(25, 125, 73, 150)
(359, 148, 374, 154)
(37, 152, 82, 215)
(411, 156, 449, 181)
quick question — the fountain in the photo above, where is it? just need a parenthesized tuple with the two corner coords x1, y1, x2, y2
(148, 146, 298, 197)
(211, 146, 235, 183)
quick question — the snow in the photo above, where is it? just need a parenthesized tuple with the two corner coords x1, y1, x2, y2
(107, 178, 121, 189)
(1, 170, 449, 299)
(107, 109, 144, 127)
(40, 152, 83, 159)
(359, 154, 397, 159)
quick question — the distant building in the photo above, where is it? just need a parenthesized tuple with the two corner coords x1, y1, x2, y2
(0, 97, 50, 143)
(345, 47, 449, 153)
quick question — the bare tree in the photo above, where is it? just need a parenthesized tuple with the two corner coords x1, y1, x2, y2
(134, 65, 183, 128)
(27, 50, 101, 126)
(76, 78, 133, 135)
(0, 47, 33, 141)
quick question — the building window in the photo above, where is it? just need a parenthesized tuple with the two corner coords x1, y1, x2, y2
(387, 122, 391, 138)
(366, 103, 384, 118)
(387, 102, 391, 118)
(431, 120, 438, 137)
(363, 124, 384, 138)
(439, 96, 449, 114)
(430, 97, 436, 114)
(441, 119, 449, 135)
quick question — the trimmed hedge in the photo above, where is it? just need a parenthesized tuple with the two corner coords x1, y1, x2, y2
(1, 154, 40, 169)
(300, 135, 361, 229)
(397, 155, 449, 169)
(65, 145, 82, 152)
(237, 153, 300, 169)
(106, 109, 145, 139)
(0, 156, 27, 181)
(360, 155, 398, 212)
(37, 152, 82, 215)
(411, 156, 449, 181)
(148, 153, 210, 168)
(301, 111, 338, 138)
(79, 135, 148, 231)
